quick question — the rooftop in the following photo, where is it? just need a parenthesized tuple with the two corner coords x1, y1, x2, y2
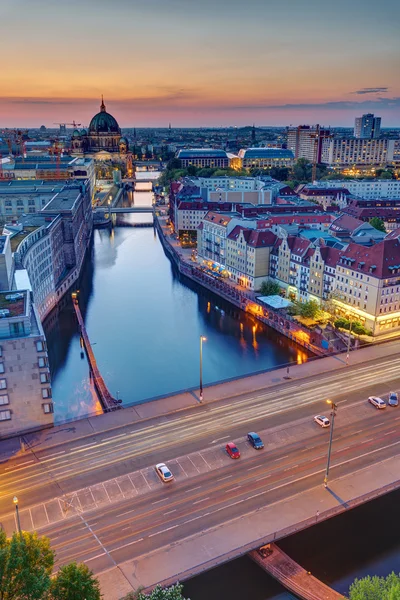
(177, 149, 228, 159)
(42, 188, 82, 212)
(238, 148, 294, 159)
(0, 290, 27, 318)
(8, 226, 41, 252)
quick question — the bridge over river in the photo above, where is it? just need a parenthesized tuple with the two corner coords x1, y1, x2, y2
(1, 341, 400, 599)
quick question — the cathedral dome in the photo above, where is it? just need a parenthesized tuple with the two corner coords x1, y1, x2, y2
(89, 96, 120, 134)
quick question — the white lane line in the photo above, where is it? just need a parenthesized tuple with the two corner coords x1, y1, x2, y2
(185, 486, 202, 493)
(148, 525, 178, 537)
(41, 450, 66, 460)
(122, 527, 131, 532)
(164, 509, 177, 515)
(85, 552, 106, 562)
(217, 475, 233, 482)
(353, 430, 363, 435)
(226, 486, 241, 492)
(193, 497, 209, 505)
(183, 515, 203, 524)
(187, 456, 200, 473)
(384, 430, 397, 435)
(280, 455, 289, 459)
(256, 476, 270, 481)
(248, 465, 260, 471)
(116, 508, 136, 518)
(74, 442, 98, 450)
(211, 435, 230, 444)
(151, 498, 168, 505)
(111, 537, 144, 552)
(177, 460, 188, 478)
(5, 459, 34, 470)
(199, 453, 212, 469)
(102, 433, 127, 442)
(247, 491, 267, 500)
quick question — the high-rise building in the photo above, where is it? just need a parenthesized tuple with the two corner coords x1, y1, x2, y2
(321, 138, 394, 166)
(287, 125, 332, 162)
(354, 113, 381, 139)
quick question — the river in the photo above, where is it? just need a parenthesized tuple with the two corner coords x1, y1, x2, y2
(43, 187, 400, 599)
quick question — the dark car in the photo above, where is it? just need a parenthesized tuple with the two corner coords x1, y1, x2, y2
(226, 442, 240, 459)
(389, 392, 398, 407)
(247, 432, 264, 449)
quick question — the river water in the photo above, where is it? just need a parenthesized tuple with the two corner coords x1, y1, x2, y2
(44, 188, 400, 599)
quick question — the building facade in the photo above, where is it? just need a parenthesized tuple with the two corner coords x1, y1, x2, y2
(321, 138, 394, 167)
(287, 125, 332, 162)
(71, 97, 127, 156)
(237, 148, 294, 169)
(354, 113, 381, 139)
(176, 149, 230, 168)
(0, 290, 53, 438)
(315, 179, 400, 199)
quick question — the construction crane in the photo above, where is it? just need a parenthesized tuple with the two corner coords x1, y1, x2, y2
(311, 124, 320, 183)
(54, 122, 82, 129)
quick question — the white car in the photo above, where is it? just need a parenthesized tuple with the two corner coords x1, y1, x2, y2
(314, 415, 330, 428)
(155, 463, 174, 482)
(368, 396, 386, 409)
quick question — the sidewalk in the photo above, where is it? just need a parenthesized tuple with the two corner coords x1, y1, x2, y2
(3, 338, 397, 459)
(97, 453, 400, 599)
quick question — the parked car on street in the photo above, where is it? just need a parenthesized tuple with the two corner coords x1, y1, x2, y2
(226, 442, 240, 459)
(388, 392, 398, 407)
(247, 432, 264, 449)
(155, 463, 174, 482)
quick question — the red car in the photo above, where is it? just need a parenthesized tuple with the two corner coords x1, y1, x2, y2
(226, 442, 240, 459)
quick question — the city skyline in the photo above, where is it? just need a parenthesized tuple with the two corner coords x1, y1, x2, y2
(1, 0, 399, 127)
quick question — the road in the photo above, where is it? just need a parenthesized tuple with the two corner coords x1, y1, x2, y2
(1, 351, 400, 521)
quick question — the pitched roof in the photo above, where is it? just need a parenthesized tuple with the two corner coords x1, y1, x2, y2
(290, 237, 311, 256)
(247, 230, 277, 247)
(330, 213, 365, 234)
(203, 211, 233, 225)
(320, 245, 343, 268)
(339, 238, 400, 278)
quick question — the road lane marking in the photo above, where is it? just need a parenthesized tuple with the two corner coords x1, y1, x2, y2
(193, 497, 210, 505)
(5, 459, 34, 470)
(41, 451, 66, 460)
(116, 508, 136, 518)
(84, 552, 106, 562)
(148, 525, 178, 537)
(176, 460, 188, 478)
(211, 435, 230, 443)
(226, 486, 241, 492)
(185, 486, 202, 493)
(217, 475, 233, 482)
(151, 498, 168, 505)
(256, 476, 270, 481)
(248, 466, 260, 471)
(384, 430, 397, 435)
(102, 433, 127, 442)
(164, 509, 177, 515)
(111, 537, 144, 552)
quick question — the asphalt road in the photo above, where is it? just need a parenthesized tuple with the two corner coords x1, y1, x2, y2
(38, 406, 400, 575)
(1, 351, 400, 519)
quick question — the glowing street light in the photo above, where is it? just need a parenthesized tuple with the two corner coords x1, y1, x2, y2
(13, 496, 22, 535)
(199, 336, 207, 402)
(324, 400, 338, 488)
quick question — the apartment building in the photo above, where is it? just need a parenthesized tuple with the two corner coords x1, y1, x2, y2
(287, 125, 332, 161)
(354, 113, 381, 139)
(298, 185, 351, 210)
(315, 179, 400, 199)
(176, 149, 230, 168)
(321, 138, 394, 166)
(0, 290, 53, 438)
(237, 148, 294, 169)
(226, 227, 276, 291)
(332, 238, 400, 335)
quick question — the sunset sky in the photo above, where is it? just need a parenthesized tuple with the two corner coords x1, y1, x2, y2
(1, 0, 399, 128)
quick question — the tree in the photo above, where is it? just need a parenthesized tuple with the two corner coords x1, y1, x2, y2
(369, 217, 386, 232)
(51, 562, 101, 600)
(125, 583, 187, 600)
(3, 531, 54, 600)
(259, 280, 281, 296)
(296, 299, 321, 319)
(166, 157, 182, 170)
(349, 573, 400, 600)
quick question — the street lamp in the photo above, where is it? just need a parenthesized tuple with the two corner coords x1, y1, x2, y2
(13, 496, 22, 535)
(346, 315, 353, 366)
(324, 400, 337, 488)
(199, 336, 207, 402)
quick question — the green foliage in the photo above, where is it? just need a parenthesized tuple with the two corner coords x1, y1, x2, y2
(125, 583, 187, 600)
(349, 572, 400, 600)
(3, 531, 54, 600)
(51, 562, 101, 600)
(259, 280, 281, 296)
(334, 318, 372, 336)
(369, 217, 386, 232)
(166, 158, 182, 170)
(295, 300, 321, 319)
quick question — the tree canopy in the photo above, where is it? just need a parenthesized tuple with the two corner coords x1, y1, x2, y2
(259, 280, 281, 296)
(0, 530, 101, 600)
(126, 583, 188, 600)
(369, 217, 386, 232)
(349, 572, 400, 599)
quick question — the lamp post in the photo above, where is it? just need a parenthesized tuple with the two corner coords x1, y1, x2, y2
(346, 316, 353, 366)
(324, 400, 337, 488)
(13, 496, 22, 535)
(199, 336, 207, 402)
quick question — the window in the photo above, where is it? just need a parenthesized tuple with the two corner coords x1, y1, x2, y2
(0, 410, 11, 421)
(36, 341, 44, 352)
(38, 357, 46, 368)
(40, 373, 49, 384)
(0, 363, 4, 374)
(0, 380, 6, 390)
(0, 395, 9, 406)
(42, 403, 54, 414)
(41, 388, 51, 399)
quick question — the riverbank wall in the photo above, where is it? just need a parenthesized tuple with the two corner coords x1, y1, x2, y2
(154, 217, 330, 356)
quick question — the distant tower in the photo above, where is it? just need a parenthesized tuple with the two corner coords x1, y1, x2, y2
(168, 123, 172, 138)
(251, 124, 256, 144)
(133, 127, 137, 140)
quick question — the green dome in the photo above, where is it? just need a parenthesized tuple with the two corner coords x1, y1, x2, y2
(72, 129, 81, 138)
(89, 97, 120, 134)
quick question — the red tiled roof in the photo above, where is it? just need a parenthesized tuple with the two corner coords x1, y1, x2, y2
(385, 227, 400, 240)
(320, 245, 343, 268)
(339, 239, 400, 278)
(203, 211, 233, 225)
(290, 237, 311, 256)
(247, 230, 277, 247)
(227, 225, 251, 242)
(330, 214, 365, 233)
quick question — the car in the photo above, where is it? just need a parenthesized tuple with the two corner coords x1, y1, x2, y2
(368, 396, 386, 409)
(314, 415, 330, 428)
(247, 432, 264, 449)
(226, 442, 240, 459)
(388, 392, 398, 407)
(155, 463, 174, 482)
